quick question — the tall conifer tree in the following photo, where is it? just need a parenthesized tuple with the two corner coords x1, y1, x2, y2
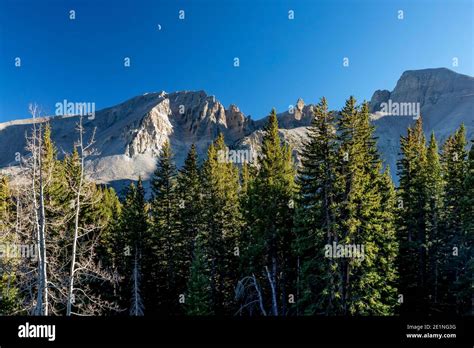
(397, 117, 430, 313)
(459, 141, 474, 315)
(201, 134, 241, 314)
(150, 141, 182, 314)
(185, 237, 213, 315)
(441, 125, 468, 313)
(424, 133, 444, 310)
(245, 109, 296, 316)
(294, 97, 340, 315)
(177, 144, 202, 281)
(115, 178, 148, 314)
(335, 99, 398, 315)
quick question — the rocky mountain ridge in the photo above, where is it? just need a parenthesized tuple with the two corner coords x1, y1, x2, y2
(0, 68, 472, 191)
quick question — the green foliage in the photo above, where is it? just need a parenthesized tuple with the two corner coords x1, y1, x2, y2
(398, 122, 471, 314)
(397, 117, 430, 312)
(244, 109, 296, 316)
(335, 99, 398, 315)
(177, 144, 203, 281)
(3, 99, 471, 317)
(441, 125, 469, 314)
(0, 175, 21, 315)
(294, 97, 340, 315)
(295, 97, 399, 316)
(185, 238, 213, 315)
(201, 134, 242, 314)
(95, 186, 123, 268)
(424, 133, 445, 310)
(0, 175, 10, 230)
(113, 178, 149, 313)
(149, 141, 183, 313)
(459, 141, 474, 315)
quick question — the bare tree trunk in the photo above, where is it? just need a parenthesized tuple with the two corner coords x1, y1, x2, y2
(252, 274, 267, 316)
(32, 134, 43, 315)
(296, 256, 300, 316)
(30, 106, 49, 316)
(235, 275, 267, 316)
(66, 117, 85, 316)
(38, 128, 49, 316)
(130, 247, 144, 316)
(265, 263, 278, 316)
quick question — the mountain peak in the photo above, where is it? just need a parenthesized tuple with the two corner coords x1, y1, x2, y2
(401, 67, 460, 77)
(0, 68, 472, 194)
(296, 98, 305, 111)
(404, 67, 451, 73)
(370, 68, 473, 112)
(228, 104, 240, 112)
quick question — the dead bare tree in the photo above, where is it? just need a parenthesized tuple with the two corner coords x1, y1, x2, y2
(66, 116, 88, 315)
(5, 108, 119, 316)
(129, 247, 144, 316)
(65, 116, 119, 315)
(265, 264, 279, 316)
(27, 104, 49, 316)
(235, 274, 267, 316)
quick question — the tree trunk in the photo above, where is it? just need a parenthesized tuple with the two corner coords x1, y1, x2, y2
(265, 262, 278, 316)
(32, 120, 49, 316)
(66, 117, 85, 316)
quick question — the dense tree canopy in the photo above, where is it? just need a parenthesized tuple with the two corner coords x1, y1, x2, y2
(1, 100, 471, 317)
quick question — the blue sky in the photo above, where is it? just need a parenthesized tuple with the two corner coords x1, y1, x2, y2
(0, 0, 472, 122)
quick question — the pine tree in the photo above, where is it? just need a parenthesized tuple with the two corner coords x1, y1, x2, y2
(294, 97, 340, 315)
(150, 141, 182, 314)
(86, 185, 122, 313)
(441, 125, 468, 313)
(42, 124, 69, 228)
(95, 186, 123, 269)
(176, 144, 202, 282)
(185, 238, 213, 315)
(459, 140, 474, 315)
(238, 162, 256, 279)
(397, 117, 429, 313)
(32, 123, 75, 314)
(335, 99, 398, 315)
(117, 178, 148, 314)
(201, 133, 242, 314)
(424, 133, 444, 310)
(245, 109, 296, 316)
(373, 166, 399, 314)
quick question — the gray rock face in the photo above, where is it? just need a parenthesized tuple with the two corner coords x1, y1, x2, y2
(369, 68, 474, 180)
(255, 98, 315, 130)
(369, 90, 391, 113)
(0, 68, 472, 191)
(0, 90, 257, 193)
